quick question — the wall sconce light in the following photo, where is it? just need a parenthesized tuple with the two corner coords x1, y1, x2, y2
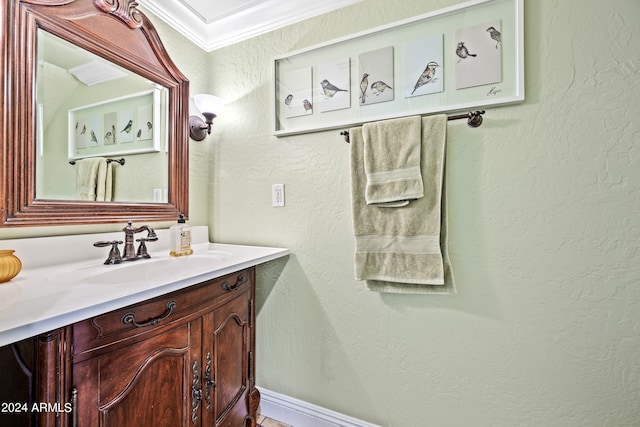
(189, 94, 224, 141)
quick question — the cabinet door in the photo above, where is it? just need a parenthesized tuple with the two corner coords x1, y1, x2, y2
(0, 338, 37, 427)
(202, 291, 251, 427)
(73, 319, 202, 427)
(0, 329, 71, 427)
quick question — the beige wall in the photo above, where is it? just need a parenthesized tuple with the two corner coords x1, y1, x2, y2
(207, 0, 640, 425)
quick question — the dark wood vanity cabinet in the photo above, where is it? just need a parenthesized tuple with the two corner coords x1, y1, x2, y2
(0, 268, 260, 427)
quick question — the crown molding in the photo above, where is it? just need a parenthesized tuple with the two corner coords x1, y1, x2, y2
(138, 0, 363, 52)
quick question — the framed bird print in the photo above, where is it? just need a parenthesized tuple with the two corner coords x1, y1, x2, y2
(454, 20, 502, 89)
(117, 109, 135, 143)
(272, 0, 523, 136)
(318, 59, 351, 113)
(136, 104, 154, 141)
(103, 112, 118, 146)
(404, 34, 444, 98)
(68, 89, 162, 160)
(281, 67, 314, 118)
(359, 47, 394, 105)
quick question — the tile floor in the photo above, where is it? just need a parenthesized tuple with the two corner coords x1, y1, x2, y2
(257, 414, 292, 427)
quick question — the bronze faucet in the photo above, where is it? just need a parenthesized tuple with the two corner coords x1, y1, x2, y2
(94, 221, 158, 264)
(122, 221, 158, 260)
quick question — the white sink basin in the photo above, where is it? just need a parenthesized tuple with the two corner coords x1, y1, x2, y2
(46, 250, 233, 286)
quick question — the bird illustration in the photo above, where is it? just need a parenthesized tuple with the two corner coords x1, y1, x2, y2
(302, 99, 312, 114)
(137, 129, 142, 138)
(147, 121, 152, 130)
(359, 73, 369, 104)
(80, 124, 86, 135)
(320, 79, 348, 98)
(89, 130, 98, 145)
(487, 26, 501, 48)
(104, 131, 113, 145)
(120, 120, 133, 133)
(370, 80, 392, 95)
(456, 42, 477, 62)
(112, 125, 117, 143)
(411, 61, 440, 95)
(284, 94, 293, 106)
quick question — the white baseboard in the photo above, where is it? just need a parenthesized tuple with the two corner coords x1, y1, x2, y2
(258, 388, 381, 427)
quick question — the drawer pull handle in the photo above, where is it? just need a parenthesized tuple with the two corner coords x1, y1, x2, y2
(121, 300, 177, 328)
(222, 274, 246, 291)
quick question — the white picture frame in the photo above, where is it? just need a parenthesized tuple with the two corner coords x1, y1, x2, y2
(272, 0, 524, 137)
(68, 89, 162, 160)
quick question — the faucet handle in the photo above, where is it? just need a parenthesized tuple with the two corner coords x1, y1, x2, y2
(135, 237, 155, 259)
(94, 240, 123, 265)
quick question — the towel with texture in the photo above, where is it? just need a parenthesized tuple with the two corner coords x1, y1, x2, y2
(363, 116, 423, 207)
(350, 114, 455, 294)
(99, 161, 114, 202)
(75, 157, 112, 201)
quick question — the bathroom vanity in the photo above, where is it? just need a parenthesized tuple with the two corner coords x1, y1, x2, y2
(0, 227, 289, 427)
(0, 1, 290, 423)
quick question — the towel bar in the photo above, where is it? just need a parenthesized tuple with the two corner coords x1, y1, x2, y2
(340, 110, 485, 143)
(69, 158, 126, 166)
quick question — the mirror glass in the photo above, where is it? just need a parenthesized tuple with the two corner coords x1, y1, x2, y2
(35, 29, 169, 203)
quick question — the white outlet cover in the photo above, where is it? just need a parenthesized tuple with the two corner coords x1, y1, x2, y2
(272, 184, 285, 207)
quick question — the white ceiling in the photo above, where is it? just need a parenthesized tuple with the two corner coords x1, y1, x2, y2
(138, 0, 364, 52)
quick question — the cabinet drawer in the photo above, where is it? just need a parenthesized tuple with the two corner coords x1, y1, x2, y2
(73, 268, 252, 358)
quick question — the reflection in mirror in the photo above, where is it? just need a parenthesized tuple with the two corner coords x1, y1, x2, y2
(36, 30, 169, 203)
(1, 0, 189, 227)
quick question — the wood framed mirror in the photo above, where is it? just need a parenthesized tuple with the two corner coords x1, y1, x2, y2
(0, 0, 189, 226)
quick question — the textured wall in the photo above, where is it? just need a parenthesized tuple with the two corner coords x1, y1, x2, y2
(208, 0, 640, 425)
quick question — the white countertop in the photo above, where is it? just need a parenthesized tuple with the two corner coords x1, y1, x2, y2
(0, 227, 289, 347)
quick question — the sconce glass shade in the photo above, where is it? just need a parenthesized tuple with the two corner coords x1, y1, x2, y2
(190, 94, 224, 141)
(194, 94, 224, 116)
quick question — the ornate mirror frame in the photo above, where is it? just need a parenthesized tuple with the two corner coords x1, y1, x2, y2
(0, 0, 189, 226)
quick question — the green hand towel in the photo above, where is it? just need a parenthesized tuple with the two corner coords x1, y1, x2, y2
(75, 157, 104, 201)
(363, 116, 423, 207)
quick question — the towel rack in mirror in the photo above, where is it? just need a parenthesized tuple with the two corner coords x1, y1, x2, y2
(69, 158, 126, 166)
(339, 110, 485, 143)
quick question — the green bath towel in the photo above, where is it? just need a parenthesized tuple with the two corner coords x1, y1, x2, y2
(350, 115, 455, 294)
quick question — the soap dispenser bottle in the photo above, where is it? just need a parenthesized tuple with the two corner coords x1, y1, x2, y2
(170, 214, 193, 257)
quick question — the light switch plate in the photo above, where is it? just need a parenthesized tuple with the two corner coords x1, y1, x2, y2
(272, 184, 285, 207)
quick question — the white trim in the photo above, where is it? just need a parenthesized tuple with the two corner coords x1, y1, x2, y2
(138, 0, 364, 52)
(258, 388, 382, 427)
